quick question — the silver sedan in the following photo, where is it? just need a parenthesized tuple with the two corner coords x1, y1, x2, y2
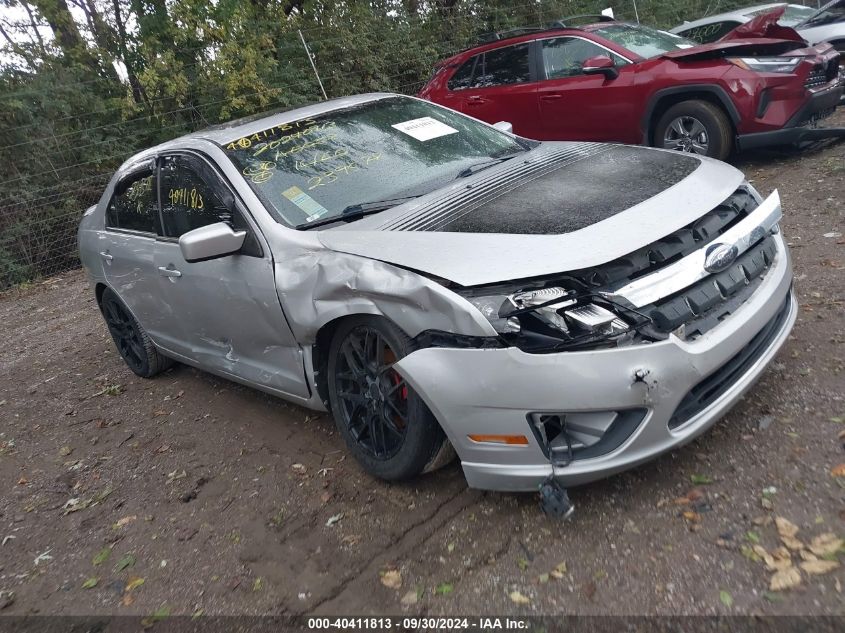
(79, 94, 794, 500)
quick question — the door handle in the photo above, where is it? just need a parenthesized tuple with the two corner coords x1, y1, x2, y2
(466, 96, 487, 105)
(157, 266, 182, 278)
(540, 94, 563, 101)
(99, 251, 113, 262)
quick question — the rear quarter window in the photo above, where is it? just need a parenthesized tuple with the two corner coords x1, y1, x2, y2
(106, 171, 158, 234)
(448, 55, 479, 90)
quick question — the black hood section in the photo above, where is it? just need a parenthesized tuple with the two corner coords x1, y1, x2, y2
(386, 145, 699, 235)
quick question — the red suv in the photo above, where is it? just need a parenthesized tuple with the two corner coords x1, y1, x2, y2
(419, 15, 843, 160)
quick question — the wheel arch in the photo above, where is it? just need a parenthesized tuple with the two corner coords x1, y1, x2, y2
(643, 85, 740, 145)
(94, 281, 109, 307)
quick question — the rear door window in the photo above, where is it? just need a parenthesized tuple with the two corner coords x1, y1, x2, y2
(474, 43, 531, 87)
(106, 170, 158, 234)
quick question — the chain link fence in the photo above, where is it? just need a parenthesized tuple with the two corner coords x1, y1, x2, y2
(0, 0, 824, 289)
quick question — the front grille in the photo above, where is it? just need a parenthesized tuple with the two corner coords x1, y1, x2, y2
(667, 293, 792, 430)
(571, 188, 758, 288)
(644, 235, 777, 338)
(568, 188, 775, 338)
(805, 57, 841, 89)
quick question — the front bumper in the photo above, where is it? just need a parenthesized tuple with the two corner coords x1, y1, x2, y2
(394, 234, 795, 491)
(738, 80, 845, 150)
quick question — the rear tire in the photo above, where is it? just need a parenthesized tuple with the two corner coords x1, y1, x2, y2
(100, 287, 173, 378)
(326, 316, 450, 481)
(654, 100, 733, 161)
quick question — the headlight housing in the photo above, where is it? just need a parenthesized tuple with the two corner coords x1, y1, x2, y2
(729, 56, 803, 74)
(461, 285, 640, 352)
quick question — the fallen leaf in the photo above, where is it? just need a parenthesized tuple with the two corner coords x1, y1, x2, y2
(808, 533, 843, 557)
(291, 463, 307, 474)
(746, 531, 761, 544)
(549, 561, 567, 579)
(82, 577, 98, 589)
(115, 553, 136, 572)
(380, 570, 402, 590)
(92, 547, 111, 566)
(690, 474, 713, 485)
(800, 559, 840, 575)
(831, 464, 845, 477)
(682, 510, 702, 523)
(781, 535, 804, 551)
(719, 590, 733, 608)
(114, 515, 137, 529)
(770, 567, 801, 591)
(434, 583, 453, 596)
(538, 573, 549, 584)
(325, 513, 343, 527)
(741, 545, 762, 562)
(125, 577, 145, 592)
(59, 446, 72, 456)
(400, 590, 418, 606)
(775, 517, 800, 539)
(517, 558, 529, 571)
(121, 593, 135, 607)
(509, 590, 530, 605)
(252, 577, 263, 592)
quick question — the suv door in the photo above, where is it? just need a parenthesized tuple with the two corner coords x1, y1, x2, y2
(154, 152, 309, 399)
(536, 36, 639, 143)
(100, 162, 167, 340)
(452, 42, 542, 138)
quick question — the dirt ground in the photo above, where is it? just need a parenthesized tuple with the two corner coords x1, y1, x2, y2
(1, 121, 843, 618)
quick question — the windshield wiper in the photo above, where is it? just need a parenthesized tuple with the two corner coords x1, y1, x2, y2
(297, 195, 422, 230)
(455, 153, 521, 179)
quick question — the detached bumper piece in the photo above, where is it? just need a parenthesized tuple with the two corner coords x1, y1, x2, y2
(738, 76, 845, 150)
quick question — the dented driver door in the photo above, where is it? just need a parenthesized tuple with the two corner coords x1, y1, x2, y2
(153, 152, 310, 400)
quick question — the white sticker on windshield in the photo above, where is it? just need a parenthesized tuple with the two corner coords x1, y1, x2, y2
(282, 186, 330, 222)
(392, 117, 458, 142)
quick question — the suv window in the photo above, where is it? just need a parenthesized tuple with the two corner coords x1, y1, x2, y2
(448, 55, 480, 90)
(474, 43, 531, 87)
(106, 170, 158, 234)
(159, 156, 234, 239)
(677, 21, 742, 43)
(541, 37, 628, 79)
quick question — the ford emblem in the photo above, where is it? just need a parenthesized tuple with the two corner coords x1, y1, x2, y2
(704, 243, 739, 273)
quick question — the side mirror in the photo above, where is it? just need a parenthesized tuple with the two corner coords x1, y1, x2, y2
(179, 222, 246, 263)
(582, 55, 619, 80)
(493, 121, 514, 134)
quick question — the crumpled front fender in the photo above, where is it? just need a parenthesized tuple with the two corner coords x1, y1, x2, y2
(271, 245, 497, 344)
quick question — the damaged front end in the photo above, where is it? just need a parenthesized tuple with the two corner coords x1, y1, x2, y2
(450, 186, 775, 356)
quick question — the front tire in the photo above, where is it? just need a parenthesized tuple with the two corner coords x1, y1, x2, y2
(100, 288, 173, 378)
(326, 316, 449, 481)
(654, 100, 733, 161)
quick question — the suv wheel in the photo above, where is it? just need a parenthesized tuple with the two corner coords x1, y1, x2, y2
(326, 316, 449, 481)
(100, 288, 173, 378)
(655, 100, 733, 161)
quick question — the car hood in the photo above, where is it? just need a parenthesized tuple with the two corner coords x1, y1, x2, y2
(719, 6, 805, 42)
(317, 143, 746, 287)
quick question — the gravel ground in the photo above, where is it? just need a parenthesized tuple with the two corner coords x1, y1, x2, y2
(0, 123, 843, 618)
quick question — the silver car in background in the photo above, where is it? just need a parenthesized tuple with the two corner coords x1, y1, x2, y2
(78, 94, 795, 497)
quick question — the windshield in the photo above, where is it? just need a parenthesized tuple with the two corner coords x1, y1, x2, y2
(745, 4, 817, 26)
(220, 97, 528, 229)
(799, 0, 845, 27)
(592, 24, 697, 58)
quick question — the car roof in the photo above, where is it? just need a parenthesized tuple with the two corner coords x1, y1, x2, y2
(438, 21, 631, 66)
(670, 3, 799, 30)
